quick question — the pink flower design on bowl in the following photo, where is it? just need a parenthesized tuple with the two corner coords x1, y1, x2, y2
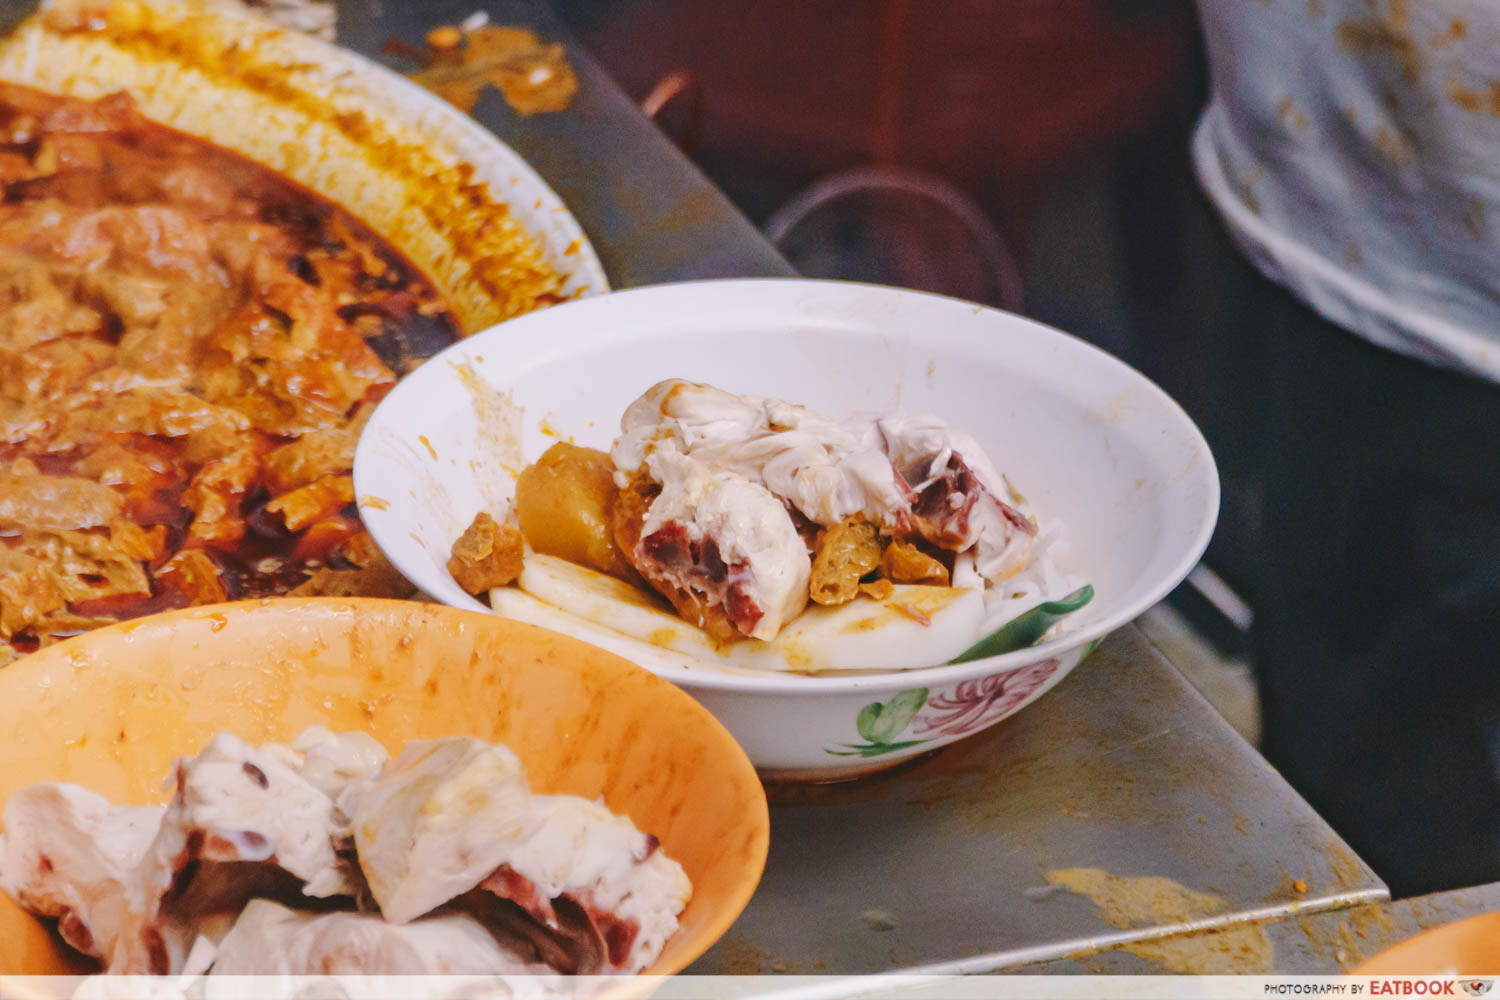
(913, 658, 1061, 737)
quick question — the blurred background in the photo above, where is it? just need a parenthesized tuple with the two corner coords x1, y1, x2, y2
(549, 0, 1264, 741)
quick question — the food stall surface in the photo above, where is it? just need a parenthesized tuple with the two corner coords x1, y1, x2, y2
(341, 0, 1389, 980)
(687, 626, 1384, 976)
(1006, 880, 1500, 974)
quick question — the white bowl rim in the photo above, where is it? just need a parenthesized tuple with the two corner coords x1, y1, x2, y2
(355, 277, 1221, 693)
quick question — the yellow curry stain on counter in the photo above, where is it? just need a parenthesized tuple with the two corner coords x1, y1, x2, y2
(1046, 868, 1226, 925)
(1046, 867, 1276, 973)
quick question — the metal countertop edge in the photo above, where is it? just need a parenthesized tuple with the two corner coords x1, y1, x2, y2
(734, 886, 1389, 996)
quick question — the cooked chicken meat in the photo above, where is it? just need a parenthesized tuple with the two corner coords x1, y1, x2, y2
(622, 450, 811, 642)
(350, 737, 534, 925)
(608, 379, 1038, 641)
(208, 899, 554, 975)
(877, 414, 1036, 581)
(352, 737, 691, 975)
(0, 785, 163, 961)
(111, 733, 362, 973)
(613, 379, 911, 530)
(0, 730, 688, 978)
(491, 793, 692, 974)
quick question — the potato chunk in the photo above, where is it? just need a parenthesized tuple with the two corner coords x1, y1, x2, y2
(515, 442, 632, 578)
(447, 512, 525, 595)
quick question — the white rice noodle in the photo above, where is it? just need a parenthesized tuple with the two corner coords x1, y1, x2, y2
(966, 515, 1089, 646)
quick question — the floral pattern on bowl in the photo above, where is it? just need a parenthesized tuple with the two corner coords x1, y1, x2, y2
(824, 639, 1104, 760)
(914, 659, 1061, 738)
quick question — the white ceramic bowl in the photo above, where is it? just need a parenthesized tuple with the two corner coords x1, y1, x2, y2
(353, 279, 1219, 780)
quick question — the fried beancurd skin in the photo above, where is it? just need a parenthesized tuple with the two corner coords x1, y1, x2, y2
(0, 83, 467, 659)
(514, 443, 633, 579)
(808, 516, 882, 606)
(881, 539, 951, 587)
(447, 512, 525, 595)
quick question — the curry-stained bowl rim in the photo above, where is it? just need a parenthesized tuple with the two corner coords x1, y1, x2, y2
(0, 597, 769, 978)
(0, 0, 610, 332)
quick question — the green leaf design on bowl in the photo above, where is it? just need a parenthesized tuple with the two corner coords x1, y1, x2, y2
(948, 584, 1094, 664)
(826, 739, 931, 758)
(831, 687, 930, 758)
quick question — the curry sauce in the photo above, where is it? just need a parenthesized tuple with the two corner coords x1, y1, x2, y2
(0, 81, 462, 660)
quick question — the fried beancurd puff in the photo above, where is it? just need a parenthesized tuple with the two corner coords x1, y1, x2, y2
(808, 515, 883, 606)
(447, 511, 526, 596)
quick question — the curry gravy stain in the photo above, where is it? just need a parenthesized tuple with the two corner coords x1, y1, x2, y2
(1402, 891, 1470, 931)
(40, 0, 566, 330)
(715, 937, 766, 975)
(1119, 923, 1275, 974)
(404, 25, 578, 118)
(1270, 868, 1310, 903)
(1449, 82, 1482, 112)
(454, 361, 523, 477)
(1337, 0, 1420, 85)
(418, 435, 439, 461)
(1275, 95, 1310, 131)
(1371, 124, 1415, 166)
(838, 587, 963, 634)
(1293, 903, 1399, 967)
(1046, 868, 1226, 927)
(1045, 869, 1275, 971)
(359, 495, 391, 511)
(1322, 837, 1374, 893)
(1226, 157, 1264, 215)
(1430, 17, 1467, 47)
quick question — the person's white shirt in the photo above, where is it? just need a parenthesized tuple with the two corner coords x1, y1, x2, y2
(1193, 0, 1500, 380)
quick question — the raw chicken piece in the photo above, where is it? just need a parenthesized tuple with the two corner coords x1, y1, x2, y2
(208, 899, 555, 975)
(0, 784, 162, 960)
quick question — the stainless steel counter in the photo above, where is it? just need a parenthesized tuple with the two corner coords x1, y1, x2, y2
(1006, 880, 1500, 974)
(686, 625, 1384, 976)
(338, 0, 1393, 979)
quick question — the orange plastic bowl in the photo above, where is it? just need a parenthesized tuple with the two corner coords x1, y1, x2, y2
(1351, 912, 1500, 976)
(0, 598, 769, 975)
